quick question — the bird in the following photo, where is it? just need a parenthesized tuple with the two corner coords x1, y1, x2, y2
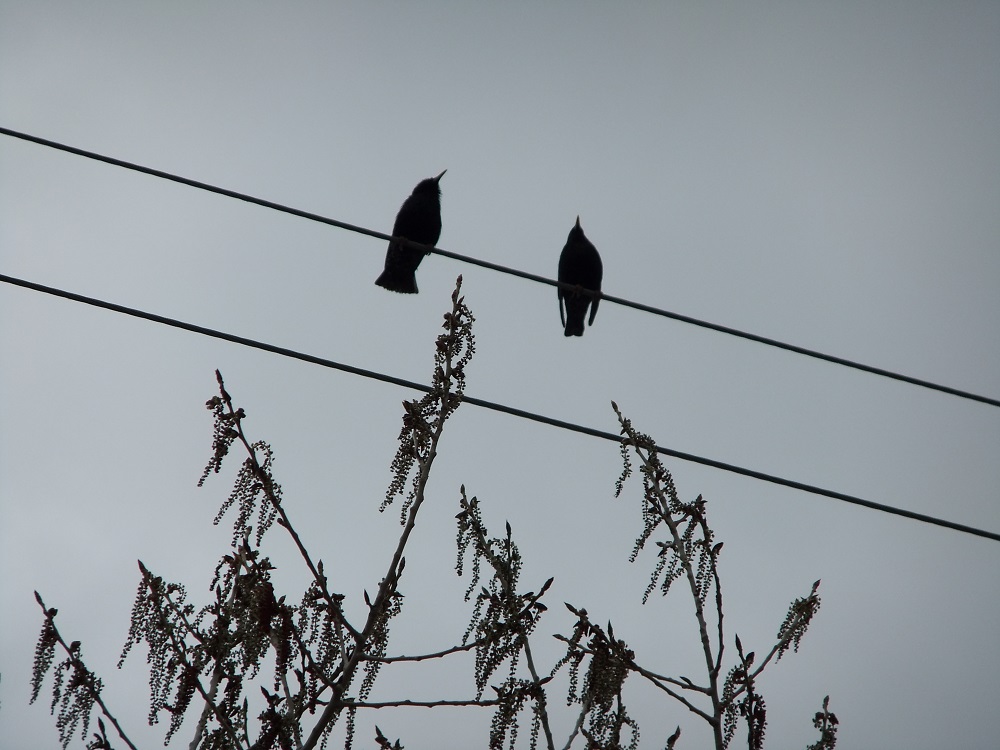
(375, 170, 446, 294)
(557, 216, 603, 336)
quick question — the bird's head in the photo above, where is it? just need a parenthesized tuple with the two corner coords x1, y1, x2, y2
(413, 170, 446, 197)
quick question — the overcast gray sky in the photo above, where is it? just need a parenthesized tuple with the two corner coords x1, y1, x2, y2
(2, 3, 999, 749)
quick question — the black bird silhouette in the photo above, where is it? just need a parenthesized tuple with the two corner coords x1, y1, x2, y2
(375, 170, 446, 294)
(558, 216, 603, 336)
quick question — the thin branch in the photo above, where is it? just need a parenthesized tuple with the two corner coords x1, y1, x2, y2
(713, 552, 725, 679)
(726, 603, 814, 703)
(302, 280, 470, 750)
(552, 633, 715, 723)
(629, 665, 715, 723)
(344, 698, 501, 709)
(137, 561, 239, 750)
(136, 568, 247, 750)
(560, 698, 592, 750)
(302, 407, 437, 748)
(218, 374, 359, 649)
(34, 593, 141, 750)
(367, 639, 482, 663)
(614, 406, 726, 747)
(465, 510, 556, 750)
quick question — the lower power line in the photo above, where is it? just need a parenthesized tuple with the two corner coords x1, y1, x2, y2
(2, 272, 996, 543)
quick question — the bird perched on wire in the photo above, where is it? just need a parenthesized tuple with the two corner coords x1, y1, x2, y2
(558, 216, 603, 336)
(375, 170, 446, 294)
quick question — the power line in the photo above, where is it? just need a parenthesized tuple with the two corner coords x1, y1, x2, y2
(2, 271, 997, 544)
(2, 125, 997, 410)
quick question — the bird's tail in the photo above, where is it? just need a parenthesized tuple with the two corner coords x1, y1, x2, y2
(375, 270, 419, 294)
(563, 319, 585, 337)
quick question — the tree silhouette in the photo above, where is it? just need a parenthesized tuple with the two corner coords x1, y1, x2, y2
(30, 278, 836, 750)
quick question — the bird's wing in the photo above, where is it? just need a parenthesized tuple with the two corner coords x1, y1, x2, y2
(588, 294, 600, 325)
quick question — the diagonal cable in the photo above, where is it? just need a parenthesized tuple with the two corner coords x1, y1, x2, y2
(2, 271, 997, 543)
(2, 125, 997, 409)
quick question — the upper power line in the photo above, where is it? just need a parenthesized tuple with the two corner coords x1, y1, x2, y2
(2, 125, 998, 409)
(1, 271, 998, 544)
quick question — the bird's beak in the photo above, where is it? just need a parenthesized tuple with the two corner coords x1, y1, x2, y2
(575, 215, 581, 227)
(435, 170, 447, 182)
